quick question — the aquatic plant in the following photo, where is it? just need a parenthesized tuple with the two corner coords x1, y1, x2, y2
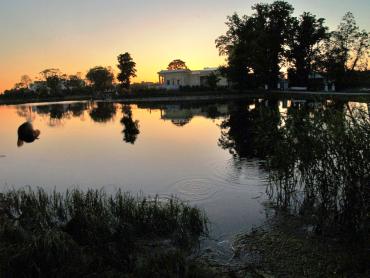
(0, 188, 208, 277)
(266, 103, 370, 238)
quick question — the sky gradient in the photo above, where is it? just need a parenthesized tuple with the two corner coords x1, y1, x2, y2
(1, 0, 369, 92)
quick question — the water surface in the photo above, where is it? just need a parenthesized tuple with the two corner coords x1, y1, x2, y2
(0, 101, 269, 241)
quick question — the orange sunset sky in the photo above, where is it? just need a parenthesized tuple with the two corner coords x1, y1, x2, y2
(1, 0, 369, 93)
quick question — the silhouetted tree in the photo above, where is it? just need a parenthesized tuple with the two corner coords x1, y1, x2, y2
(16, 75, 32, 89)
(86, 67, 114, 93)
(117, 53, 137, 89)
(287, 12, 328, 87)
(206, 72, 221, 90)
(167, 59, 188, 70)
(39, 68, 63, 95)
(65, 74, 85, 90)
(322, 12, 370, 89)
(216, 1, 295, 89)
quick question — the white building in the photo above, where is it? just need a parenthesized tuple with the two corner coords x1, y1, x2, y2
(158, 68, 228, 90)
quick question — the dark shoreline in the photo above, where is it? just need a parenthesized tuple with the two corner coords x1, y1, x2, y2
(1, 90, 370, 106)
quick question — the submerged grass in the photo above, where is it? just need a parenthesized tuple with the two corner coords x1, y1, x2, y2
(0, 187, 209, 277)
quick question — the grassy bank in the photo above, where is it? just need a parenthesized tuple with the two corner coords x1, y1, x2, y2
(0, 187, 211, 277)
(235, 211, 370, 277)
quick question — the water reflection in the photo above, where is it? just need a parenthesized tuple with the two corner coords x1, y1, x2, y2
(267, 102, 368, 238)
(218, 100, 280, 161)
(89, 102, 117, 123)
(158, 103, 229, 127)
(2, 97, 369, 241)
(17, 122, 41, 147)
(121, 105, 140, 144)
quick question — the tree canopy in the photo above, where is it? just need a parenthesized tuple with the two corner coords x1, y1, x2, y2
(86, 66, 114, 92)
(167, 59, 188, 70)
(322, 12, 370, 89)
(117, 52, 137, 89)
(216, 1, 369, 91)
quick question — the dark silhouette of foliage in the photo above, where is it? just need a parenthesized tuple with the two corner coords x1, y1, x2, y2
(206, 72, 221, 90)
(121, 105, 140, 144)
(167, 59, 188, 70)
(89, 102, 117, 123)
(287, 12, 329, 87)
(216, 1, 295, 89)
(86, 67, 114, 93)
(322, 12, 370, 90)
(0, 188, 208, 277)
(117, 52, 137, 89)
(65, 74, 86, 91)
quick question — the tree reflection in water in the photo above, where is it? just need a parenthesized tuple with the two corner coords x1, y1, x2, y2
(121, 105, 140, 144)
(89, 102, 117, 123)
(220, 99, 370, 239)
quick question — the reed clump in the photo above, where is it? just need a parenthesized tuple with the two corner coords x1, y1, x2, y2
(265, 105, 370, 238)
(0, 188, 209, 277)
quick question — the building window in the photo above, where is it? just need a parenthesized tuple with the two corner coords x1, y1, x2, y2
(177, 80, 180, 85)
(167, 80, 170, 86)
(172, 80, 175, 85)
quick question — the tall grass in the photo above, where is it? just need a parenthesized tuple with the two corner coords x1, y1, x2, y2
(0, 188, 208, 277)
(265, 104, 370, 238)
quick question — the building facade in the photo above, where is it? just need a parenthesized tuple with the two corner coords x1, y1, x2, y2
(158, 68, 228, 90)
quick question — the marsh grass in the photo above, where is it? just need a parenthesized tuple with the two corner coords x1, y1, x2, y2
(0, 188, 208, 277)
(265, 104, 370, 238)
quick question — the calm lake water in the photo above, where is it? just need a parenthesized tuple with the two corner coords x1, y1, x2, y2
(0, 101, 270, 240)
(0, 99, 368, 243)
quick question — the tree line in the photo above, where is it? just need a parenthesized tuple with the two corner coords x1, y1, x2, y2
(3, 52, 137, 97)
(216, 1, 369, 90)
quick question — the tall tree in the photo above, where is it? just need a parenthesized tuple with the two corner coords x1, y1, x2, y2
(251, 1, 295, 88)
(86, 66, 114, 93)
(117, 53, 137, 89)
(323, 12, 370, 89)
(216, 1, 295, 89)
(167, 59, 188, 70)
(288, 12, 328, 87)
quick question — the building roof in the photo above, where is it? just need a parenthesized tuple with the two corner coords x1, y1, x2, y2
(158, 67, 219, 75)
(158, 69, 191, 74)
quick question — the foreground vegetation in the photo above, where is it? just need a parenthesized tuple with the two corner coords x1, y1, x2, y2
(0, 188, 209, 277)
(219, 99, 370, 276)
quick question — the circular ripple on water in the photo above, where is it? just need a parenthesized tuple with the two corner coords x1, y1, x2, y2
(168, 178, 221, 202)
(208, 158, 268, 190)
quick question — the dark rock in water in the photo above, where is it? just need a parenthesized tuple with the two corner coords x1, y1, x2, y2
(17, 122, 41, 147)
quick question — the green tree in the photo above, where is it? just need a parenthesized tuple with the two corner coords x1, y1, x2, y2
(86, 66, 114, 93)
(287, 12, 328, 87)
(117, 53, 137, 89)
(167, 59, 188, 70)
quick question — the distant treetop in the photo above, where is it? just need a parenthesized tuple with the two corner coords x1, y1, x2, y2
(167, 59, 188, 70)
